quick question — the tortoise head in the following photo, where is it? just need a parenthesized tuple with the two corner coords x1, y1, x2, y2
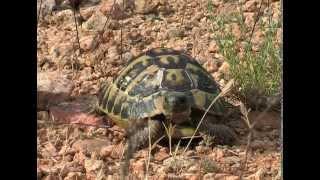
(162, 92, 192, 124)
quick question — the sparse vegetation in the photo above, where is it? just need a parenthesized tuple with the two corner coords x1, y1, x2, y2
(207, 0, 281, 106)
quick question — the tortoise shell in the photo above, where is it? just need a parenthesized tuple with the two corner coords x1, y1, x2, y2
(98, 48, 226, 135)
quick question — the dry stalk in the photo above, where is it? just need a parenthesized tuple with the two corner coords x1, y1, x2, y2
(145, 120, 152, 180)
(249, 0, 264, 43)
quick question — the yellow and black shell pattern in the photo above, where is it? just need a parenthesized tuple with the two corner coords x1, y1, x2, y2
(98, 48, 225, 128)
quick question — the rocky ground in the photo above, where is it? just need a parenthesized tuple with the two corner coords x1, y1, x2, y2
(37, 0, 282, 179)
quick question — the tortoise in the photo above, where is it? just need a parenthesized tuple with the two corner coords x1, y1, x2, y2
(96, 48, 237, 152)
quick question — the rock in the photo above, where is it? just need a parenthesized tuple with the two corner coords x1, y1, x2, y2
(99, 0, 128, 19)
(203, 173, 215, 180)
(72, 139, 111, 154)
(223, 156, 241, 165)
(163, 156, 196, 172)
(212, 0, 222, 7)
(64, 172, 85, 180)
(80, 35, 95, 51)
(37, 71, 73, 111)
(204, 59, 220, 73)
(168, 27, 185, 38)
(216, 148, 224, 159)
(212, 72, 222, 80)
(218, 61, 230, 76)
(107, 45, 119, 59)
(208, 40, 219, 53)
(154, 147, 170, 161)
(276, 28, 282, 44)
(48, 96, 107, 126)
(246, 168, 266, 180)
(134, 0, 160, 14)
(187, 165, 199, 173)
(251, 30, 264, 46)
(244, 0, 258, 12)
(183, 173, 199, 180)
(195, 146, 211, 154)
(244, 12, 255, 27)
(131, 159, 146, 174)
(38, 111, 50, 120)
(44, 174, 59, 180)
(42, 142, 58, 158)
(38, 0, 56, 19)
(84, 159, 104, 172)
(128, 31, 143, 44)
(82, 11, 107, 31)
(215, 173, 240, 180)
(100, 145, 115, 158)
(231, 23, 242, 40)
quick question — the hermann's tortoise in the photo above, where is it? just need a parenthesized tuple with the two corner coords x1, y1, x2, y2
(96, 48, 237, 152)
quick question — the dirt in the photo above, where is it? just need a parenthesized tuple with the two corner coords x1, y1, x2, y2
(37, 0, 281, 179)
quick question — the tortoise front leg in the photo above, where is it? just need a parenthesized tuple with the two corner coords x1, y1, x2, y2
(121, 119, 164, 177)
(198, 117, 237, 145)
(124, 119, 164, 159)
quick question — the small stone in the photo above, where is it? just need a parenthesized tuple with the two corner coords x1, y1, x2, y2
(100, 145, 115, 158)
(244, 0, 258, 12)
(195, 146, 211, 153)
(72, 139, 110, 154)
(204, 60, 219, 73)
(208, 40, 219, 53)
(203, 173, 215, 180)
(44, 174, 59, 180)
(64, 172, 85, 180)
(223, 156, 241, 165)
(80, 36, 95, 51)
(231, 23, 242, 40)
(212, 72, 221, 80)
(187, 165, 199, 173)
(183, 173, 199, 180)
(216, 148, 224, 159)
(154, 148, 170, 161)
(185, 150, 196, 157)
(42, 142, 58, 158)
(134, 0, 161, 14)
(84, 159, 104, 172)
(215, 173, 240, 180)
(247, 168, 266, 180)
(212, 0, 222, 7)
(251, 30, 264, 46)
(128, 31, 143, 44)
(38, 111, 50, 120)
(244, 12, 255, 27)
(131, 159, 146, 174)
(219, 62, 230, 75)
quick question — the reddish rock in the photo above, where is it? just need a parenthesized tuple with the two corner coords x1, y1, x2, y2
(154, 147, 170, 162)
(72, 139, 111, 154)
(37, 71, 74, 111)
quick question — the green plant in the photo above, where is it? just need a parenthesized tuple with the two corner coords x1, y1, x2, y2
(207, 1, 281, 105)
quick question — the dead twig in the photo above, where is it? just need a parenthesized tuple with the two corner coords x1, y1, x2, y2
(249, 0, 264, 43)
